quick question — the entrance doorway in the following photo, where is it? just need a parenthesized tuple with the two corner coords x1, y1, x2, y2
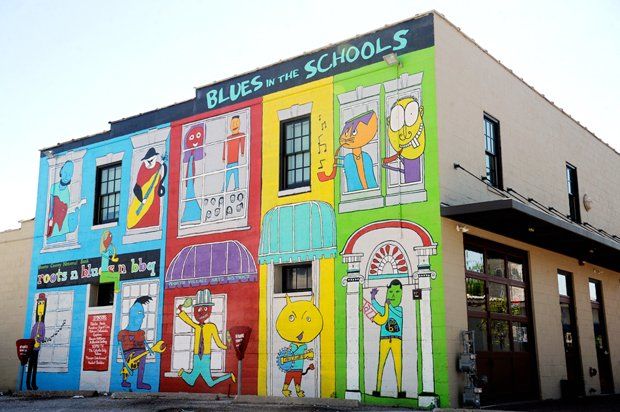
(557, 271, 583, 396)
(589, 279, 614, 394)
(464, 236, 539, 404)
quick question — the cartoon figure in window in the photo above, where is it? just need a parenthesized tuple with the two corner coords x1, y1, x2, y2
(26, 293, 47, 390)
(127, 147, 167, 229)
(222, 115, 246, 191)
(181, 124, 205, 223)
(46, 160, 84, 243)
(317, 111, 378, 192)
(99, 230, 120, 292)
(275, 294, 323, 397)
(369, 280, 406, 398)
(383, 97, 425, 184)
(118, 296, 166, 390)
(176, 289, 236, 387)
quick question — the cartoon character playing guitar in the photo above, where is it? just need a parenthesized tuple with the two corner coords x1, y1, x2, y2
(118, 296, 166, 390)
(127, 147, 167, 230)
(275, 295, 323, 397)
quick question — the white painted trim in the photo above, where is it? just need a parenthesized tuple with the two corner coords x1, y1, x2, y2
(92, 221, 118, 230)
(277, 102, 313, 121)
(95, 152, 124, 166)
(278, 186, 311, 197)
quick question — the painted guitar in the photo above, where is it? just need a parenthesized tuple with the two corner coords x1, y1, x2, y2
(127, 173, 162, 229)
(276, 347, 314, 372)
(121, 340, 166, 377)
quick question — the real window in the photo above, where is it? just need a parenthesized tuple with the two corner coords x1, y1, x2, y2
(483, 115, 502, 189)
(274, 263, 312, 293)
(94, 162, 122, 225)
(280, 116, 311, 190)
(566, 163, 581, 223)
(89, 283, 115, 307)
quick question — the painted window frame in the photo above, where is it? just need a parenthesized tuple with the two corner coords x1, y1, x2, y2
(117, 279, 160, 363)
(33, 290, 74, 373)
(383, 72, 427, 205)
(178, 108, 251, 236)
(42, 149, 87, 252)
(337, 84, 383, 213)
(167, 293, 227, 376)
(123, 127, 169, 244)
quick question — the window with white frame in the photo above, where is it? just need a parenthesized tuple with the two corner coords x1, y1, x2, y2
(179, 108, 250, 236)
(35, 291, 74, 372)
(118, 280, 159, 362)
(170, 294, 227, 374)
(337, 85, 382, 213)
(383, 72, 427, 205)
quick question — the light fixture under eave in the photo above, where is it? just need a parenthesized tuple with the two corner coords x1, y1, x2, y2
(456, 224, 469, 233)
(383, 52, 400, 67)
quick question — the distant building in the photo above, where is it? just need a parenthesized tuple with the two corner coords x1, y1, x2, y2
(22, 11, 619, 408)
(0, 219, 34, 391)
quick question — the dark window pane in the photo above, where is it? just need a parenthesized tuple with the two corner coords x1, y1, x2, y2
(466, 278, 486, 312)
(489, 282, 507, 313)
(512, 321, 530, 352)
(486, 253, 505, 277)
(508, 260, 524, 282)
(465, 249, 484, 273)
(468, 317, 488, 352)
(510, 286, 526, 316)
(491, 320, 510, 351)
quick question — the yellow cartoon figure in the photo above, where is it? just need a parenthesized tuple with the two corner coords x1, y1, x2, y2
(383, 97, 426, 184)
(275, 294, 323, 397)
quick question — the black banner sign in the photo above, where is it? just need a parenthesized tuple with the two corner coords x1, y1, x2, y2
(195, 14, 434, 112)
(37, 249, 160, 289)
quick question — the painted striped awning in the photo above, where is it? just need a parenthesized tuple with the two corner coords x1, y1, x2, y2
(165, 240, 257, 288)
(259, 201, 337, 264)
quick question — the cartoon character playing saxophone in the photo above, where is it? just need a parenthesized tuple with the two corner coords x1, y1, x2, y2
(317, 111, 379, 192)
(275, 295, 323, 397)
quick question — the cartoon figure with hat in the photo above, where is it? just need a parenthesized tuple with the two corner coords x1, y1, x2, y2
(127, 147, 167, 229)
(26, 293, 47, 390)
(176, 289, 236, 387)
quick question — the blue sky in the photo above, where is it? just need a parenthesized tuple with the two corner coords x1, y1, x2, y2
(1, 0, 618, 230)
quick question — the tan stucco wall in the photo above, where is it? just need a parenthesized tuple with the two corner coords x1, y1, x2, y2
(442, 217, 620, 405)
(433, 13, 620, 236)
(0, 219, 34, 391)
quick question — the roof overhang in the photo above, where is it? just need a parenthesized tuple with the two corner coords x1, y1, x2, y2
(441, 199, 620, 273)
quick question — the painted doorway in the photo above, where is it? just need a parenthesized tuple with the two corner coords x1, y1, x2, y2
(267, 262, 321, 398)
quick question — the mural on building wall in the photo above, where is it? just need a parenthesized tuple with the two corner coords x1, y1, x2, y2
(318, 111, 379, 193)
(118, 295, 166, 390)
(341, 221, 438, 400)
(26, 293, 47, 390)
(383, 97, 425, 184)
(178, 109, 250, 235)
(127, 147, 167, 230)
(100, 230, 120, 292)
(275, 295, 323, 397)
(44, 150, 87, 248)
(175, 289, 236, 387)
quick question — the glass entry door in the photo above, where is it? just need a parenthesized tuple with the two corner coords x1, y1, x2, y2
(464, 236, 539, 404)
(589, 280, 614, 394)
(558, 271, 583, 395)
